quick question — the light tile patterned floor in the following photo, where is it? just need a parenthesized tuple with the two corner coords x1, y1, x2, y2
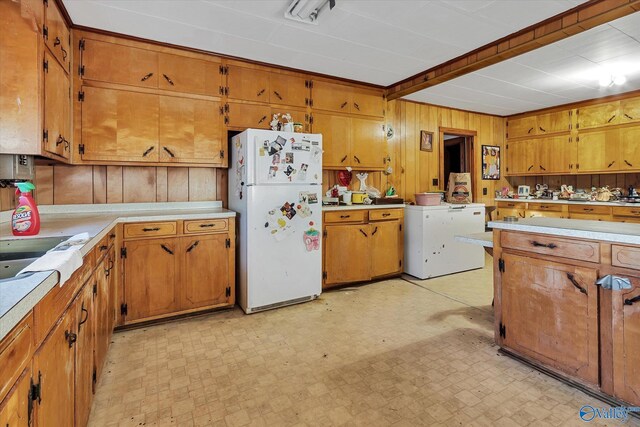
(89, 258, 636, 426)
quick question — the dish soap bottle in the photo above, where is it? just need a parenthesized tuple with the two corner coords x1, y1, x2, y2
(12, 182, 40, 236)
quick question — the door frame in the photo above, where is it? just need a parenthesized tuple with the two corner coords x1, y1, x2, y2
(438, 127, 477, 202)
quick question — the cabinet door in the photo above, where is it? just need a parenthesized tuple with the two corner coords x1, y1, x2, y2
(74, 283, 95, 427)
(94, 256, 110, 378)
(576, 129, 619, 172)
(43, 51, 71, 159)
(505, 139, 534, 175)
(351, 117, 386, 169)
(500, 253, 599, 384)
(33, 308, 75, 427)
(0, 0, 43, 155)
(180, 234, 230, 310)
(81, 38, 158, 88)
(311, 113, 350, 168)
(619, 97, 640, 124)
(537, 135, 574, 174)
(81, 86, 159, 162)
(619, 127, 640, 171)
(158, 53, 221, 96)
(370, 220, 402, 277)
(123, 238, 179, 322)
(107, 247, 117, 337)
(159, 96, 224, 164)
(612, 276, 640, 405)
(577, 102, 619, 129)
(269, 73, 309, 108)
(226, 66, 270, 103)
(537, 110, 571, 134)
(324, 224, 371, 286)
(44, 0, 70, 71)
(0, 369, 31, 427)
(226, 102, 271, 130)
(507, 116, 537, 139)
(310, 80, 351, 113)
(351, 87, 385, 118)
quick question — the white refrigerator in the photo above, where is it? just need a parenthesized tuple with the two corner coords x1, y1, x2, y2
(229, 129, 323, 313)
(404, 203, 485, 279)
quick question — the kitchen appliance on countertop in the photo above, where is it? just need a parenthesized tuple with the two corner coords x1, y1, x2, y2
(229, 129, 323, 314)
(404, 203, 486, 279)
(517, 185, 530, 198)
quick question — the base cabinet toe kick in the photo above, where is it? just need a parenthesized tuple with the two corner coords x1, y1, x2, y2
(493, 229, 640, 407)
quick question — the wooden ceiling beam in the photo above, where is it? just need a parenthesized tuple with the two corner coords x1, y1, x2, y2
(386, 0, 640, 101)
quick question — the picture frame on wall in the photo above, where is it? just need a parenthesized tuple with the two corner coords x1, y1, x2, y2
(481, 145, 500, 180)
(420, 130, 433, 152)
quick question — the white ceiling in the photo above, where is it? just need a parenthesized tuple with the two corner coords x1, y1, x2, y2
(62, 0, 583, 86)
(404, 12, 640, 116)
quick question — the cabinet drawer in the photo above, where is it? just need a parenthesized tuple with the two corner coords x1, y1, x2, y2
(612, 245, 640, 271)
(324, 210, 366, 223)
(527, 203, 563, 212)
(124, 222, 177, 239)
(184, 219, 228, 234)
(497, 201, 523, 209)
(568, 205, 611, 215)
(0, 314, 33, 404)
(369, 209, 403, 221)
(612, 207, 640, 218)
(501, 231, 600, 263)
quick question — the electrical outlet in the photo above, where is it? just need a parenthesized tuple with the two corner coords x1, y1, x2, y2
(432, 178, 438, 186)
(483, 188, 488, 195)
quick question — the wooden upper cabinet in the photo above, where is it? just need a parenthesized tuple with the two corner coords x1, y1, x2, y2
(612, 276, 640, 405)
(43, 51, 71, 159)
(225, 102, 271, 130)
(351, 87, 385, 118)
(226, 65, 270, 103)
(0, 0, 43, 155)
(44, 0, 70, 71)
(619, 97, 640, 124)
(311, 112, 350, 168)
(577, 102, 619, 129)
(537, 110, 571, 134)
(500, 254, 599, 385)
(351, 117, 386, 169)
(159, 96, 224, 164)
(80, 86, 159, 162)
(507, 116, 537, 139)
(158, 53, 221, 96)
(370, 220, 402, 277)
(619, 126, 640, 171)
(311, 80, 351, 114)
(537, 135, 574, 174)
(506, 139, 534, 175)
(80, 38, 159, 89)
(268, 73, 309, 108)
(576, 129, 619, 173)
(180, 234, 230, 310)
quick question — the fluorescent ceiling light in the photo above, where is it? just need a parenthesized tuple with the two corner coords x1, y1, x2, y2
(285, 0, 335, 25)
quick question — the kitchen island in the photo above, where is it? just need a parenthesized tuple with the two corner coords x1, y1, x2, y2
(488, 217, 640, 407)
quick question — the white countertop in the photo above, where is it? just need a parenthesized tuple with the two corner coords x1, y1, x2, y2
(322, 203, 405, 211)
(405, 203, 485, 211)
(455, 232, 493, 248)
(494, 198, 640, 207)
(0, 202, 236, 340)
(488, 217, 640, 246)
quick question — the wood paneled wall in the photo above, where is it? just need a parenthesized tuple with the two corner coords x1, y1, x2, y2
(0, 166, 227, 211)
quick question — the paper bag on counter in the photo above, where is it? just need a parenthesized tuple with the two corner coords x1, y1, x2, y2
(446, 172, 472, 204)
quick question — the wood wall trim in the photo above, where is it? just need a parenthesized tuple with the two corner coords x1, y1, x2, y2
(386, 0, 640, 101)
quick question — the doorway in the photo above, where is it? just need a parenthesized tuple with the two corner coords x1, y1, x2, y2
(439, 128, 476, 200)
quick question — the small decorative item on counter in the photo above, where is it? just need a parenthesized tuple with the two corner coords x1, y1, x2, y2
(560, 184, 574, 199)
(12, 182, 40, 236)
(366, 186, 382, 199)
(386, 185, 396, 197)
(337, 169, 352, 187)
(351, 191, 367, 204)
(293, 122, 304, 133)
(595, 187, 613, 202)
(356, 172, 368, 192)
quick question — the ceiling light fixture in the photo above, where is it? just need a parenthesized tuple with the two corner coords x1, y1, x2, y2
(599, 73, 627, 88)
(285, 0, 336, 25)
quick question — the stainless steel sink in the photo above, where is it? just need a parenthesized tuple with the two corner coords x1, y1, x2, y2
(0, 259, 39, 280)
(0, 236, 71, 279)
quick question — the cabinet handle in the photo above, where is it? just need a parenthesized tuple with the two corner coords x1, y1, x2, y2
(583, 208, 594, 212)
(65, 330, 77, 348)
(56, 135, 64, 146)
(528, 127, 534, 134)
(161, 244, 174, 255)
(624, 113, 634, 120)
(199, 223, 215, 228)
(631, 210, 640, 215)
(539, 165, 546, 171)
(256, 88, 265, 97)
(78, 303, 89, 329)
(60, 45, 68, 60)
(372, 226, 378, 236)
(99, 245, 107, 251)
(109, 233, 116, 239)
(108, 259, 114, 271)
(142, 227, 160, 232)
(163, 74, 174, 86)
(340, 215, 350, 219)
(539, 126, 546, 132)
(625, 295, 640, 306)
(258, 115, 267, 124)
(353, 102, 360, 111)
(518, 212, 525, 218)
(608, 160, 615, 168)
(566, 273, 587, 295)
(142, 146, 155, 157)
(273, 90, 283, 100)
(359, 229, 368, 237)
(340, 101, 348, 109)
(54, 36, 61, 46)
(528, 165, 534, 171)
(354, 155, 361, 164)
(141, 72, 154, 82)
(608, 114, 616, 123)
(340, 155, 347, 163)
(530, 240, 557, 249)
(163, 146, 175, 158)
(186, 241, 200, 253)
(625, 160, 633, 167)
(382, 213, 391, 217)
(104, 265, 110, 277)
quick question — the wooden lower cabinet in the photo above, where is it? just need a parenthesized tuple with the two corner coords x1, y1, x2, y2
(74, 283, 95, 427)
(95, 249, 115, 379)
(370, 220, 403, 277)
(0, 369, 31, 427)
(324, 223, 371, 286)
(612, 275, 640, 405)
(499, 253, 599, 384)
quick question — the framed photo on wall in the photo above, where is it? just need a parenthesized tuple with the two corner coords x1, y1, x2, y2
(482, 145, 500, 180)
(420, 130, 433, 152)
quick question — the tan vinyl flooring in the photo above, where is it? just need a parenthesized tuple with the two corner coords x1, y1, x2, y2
(89, 256, 635, 426)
